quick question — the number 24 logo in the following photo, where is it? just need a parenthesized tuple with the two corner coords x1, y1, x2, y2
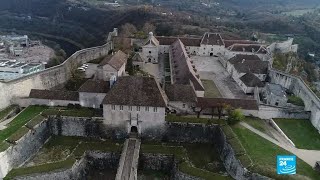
(280, 161, 287, 166)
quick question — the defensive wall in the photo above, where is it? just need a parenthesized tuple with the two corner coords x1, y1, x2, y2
(269, 69, 320, 132)
(0, 116, 268, 179)
(0, 40, 113, 110)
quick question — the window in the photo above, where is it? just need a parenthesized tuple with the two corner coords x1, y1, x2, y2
(149, 51, 151, 53)
(137, 106, 140, 111)
(211, 48, 213, 51)
(182, 104, 186, 108)
(153, 107, 157, 112)
(120, 106, 123, 110)
(129, 106, 133, 111)
(145, 107, 149, 111)
(112, 105, 116, 110)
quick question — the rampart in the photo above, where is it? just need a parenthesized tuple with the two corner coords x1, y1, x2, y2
(0, 41, 113, 110)
(269, 69, 320, 131)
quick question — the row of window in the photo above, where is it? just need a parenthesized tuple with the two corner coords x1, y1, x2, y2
(111, 105, 158, 112)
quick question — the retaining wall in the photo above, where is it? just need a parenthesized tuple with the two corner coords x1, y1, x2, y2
(0, 119, 51, 178)
(269, 69, 320, 131)
(0, 41, 112, 110)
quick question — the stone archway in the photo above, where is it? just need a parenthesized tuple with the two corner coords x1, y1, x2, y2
(130, 126, 138, 133)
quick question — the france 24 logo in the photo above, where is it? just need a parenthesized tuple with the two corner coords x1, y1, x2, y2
(277, 155, 296, 175)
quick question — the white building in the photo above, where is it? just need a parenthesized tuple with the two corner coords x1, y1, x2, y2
(96, 50, 127, 81)
(142, 32, 159, 63)
(78, 80, 110, 108)
(102, 76, 167, 134)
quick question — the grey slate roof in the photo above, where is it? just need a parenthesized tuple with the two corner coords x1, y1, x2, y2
(102, 76, 166, 107)
(240, 73, 264, 87)
(229, 54, 268, 74)
(99, 50, 127, 70)
(156, 36, 201, 46)
(29, 89, 79, 101)
(78, 79, 110, 93)
(170, 39, 204, 91)
(165, 84, 197, 103)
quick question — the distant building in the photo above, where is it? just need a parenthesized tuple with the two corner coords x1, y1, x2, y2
(102, 76, 167, 134)
(265, 83, 287, 107)
(142, 32, 159, 63)
(0, 59, 44, 81)
(96, 50, 127, 81)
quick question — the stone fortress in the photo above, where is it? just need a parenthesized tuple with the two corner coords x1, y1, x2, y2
(0, 28, 319, 179)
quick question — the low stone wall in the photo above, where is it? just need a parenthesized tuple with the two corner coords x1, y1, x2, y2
(139, 153, 201, 180)
(267, 119, 295, 147)
(14, 151, 120, 180)
(257, 105, 310, 119)
(0, 119, 51, 178)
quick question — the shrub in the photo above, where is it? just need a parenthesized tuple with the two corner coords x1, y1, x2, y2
(227, 109, 244, 125)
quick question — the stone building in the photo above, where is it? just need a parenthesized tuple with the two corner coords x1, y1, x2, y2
(28, 89, 79, 106)
(165, 84, 197, 114)
(141, 32, 159, 63)
(96, 50, 127, 81)
(170, 39, 205, 97)
(199, 32, 225, 56)
(226, 54, 268, 94)
(265, 83, 287, 106)
(78, 79, 110, 108)
(102, 76, 167, 134)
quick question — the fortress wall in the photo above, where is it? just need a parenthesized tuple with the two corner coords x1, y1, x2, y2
(0, 119, 51, 179)
(0, 42, 112, 110)
(269, 69, 320, 131)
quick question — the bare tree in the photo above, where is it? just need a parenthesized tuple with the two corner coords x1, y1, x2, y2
(120, 23, 137, 37)
(142, 22, 156, 34)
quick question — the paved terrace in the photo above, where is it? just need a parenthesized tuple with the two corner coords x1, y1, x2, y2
(115, 138, 141, 180)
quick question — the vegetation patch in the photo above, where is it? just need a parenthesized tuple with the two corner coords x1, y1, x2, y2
(26, 115, 46, 128)
(231, 124, 319, 179)
(274, 118, 320, 150)
(243, 117, 274, 138)
(287, 95, 305, 107)
(7, 127, 29, 143)
(201, 80, 222, 98)
(141, 143, 230, 180)
(165, 114, 225, 125)
(42, 107, 102, 117)
(0, 105, 18, 122)
(5, 136, 122, 179)
(0, 106, 47, 151)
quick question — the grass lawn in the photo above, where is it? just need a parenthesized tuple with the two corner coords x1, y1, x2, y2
(165, 114, 225, 125)
(141, 143, 230, 180)
(287, 95, 305, 107)
(231, 124, 319, 179)
(0, 106, 47, 151)
(42, 107, 102, 117)
(0, 105, 18, 122)
(243, 117, 274, 138)
(201, 79, 222, 98)
(274, 119, 320, 150)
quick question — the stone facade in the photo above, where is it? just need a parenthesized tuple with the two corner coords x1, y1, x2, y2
(103, 104, 166, 134)
(79, 92, 106, 108)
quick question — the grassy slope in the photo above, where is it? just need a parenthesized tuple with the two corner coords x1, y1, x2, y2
(274, 118, 320, 150)
(231, 124, 319, 179)
(0, 105, 17, 122)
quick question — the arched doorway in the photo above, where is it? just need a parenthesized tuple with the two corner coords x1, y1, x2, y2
(130, 126, 138, 133)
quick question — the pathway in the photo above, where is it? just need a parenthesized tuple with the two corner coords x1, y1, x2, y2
(240, 122, 320, 167)
(115, 137, 141, 180)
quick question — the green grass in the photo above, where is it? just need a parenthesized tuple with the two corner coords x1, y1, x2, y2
(7, 127, 29, 142)
(141, 143, 230, 179)
(26, 115, 46, 128)
(4, 157, 76, 180)
(0, 105, 18, 122)
(165, 114, 225, 125)
(243, 117, 274, 138)
(201, 79, 222, 98)
(287, 95, 305, 107)
(231, 124, 320, 179)
(274, 119, 320, 150)
(42, 107, 101, 117)
(0, 106, 47, 151)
